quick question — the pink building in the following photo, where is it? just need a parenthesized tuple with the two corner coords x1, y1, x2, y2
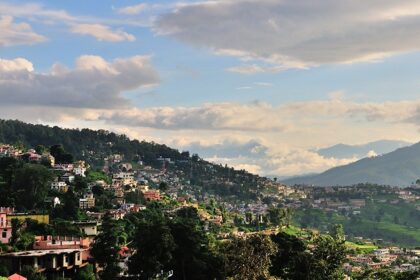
(0, 208, 13, 244)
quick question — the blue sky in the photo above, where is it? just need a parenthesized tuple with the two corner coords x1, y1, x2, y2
(1, 0, 420, 176)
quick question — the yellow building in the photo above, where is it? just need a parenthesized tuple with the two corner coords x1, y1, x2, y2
(7, 213, 49, 224)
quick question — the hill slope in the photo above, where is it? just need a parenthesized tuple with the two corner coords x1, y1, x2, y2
(285, 142, 420, 186)
(0, 119, 264, 201)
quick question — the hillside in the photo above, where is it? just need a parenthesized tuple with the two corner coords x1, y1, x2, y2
(0, 119, 265, 200)
(285, 142, 420, 186)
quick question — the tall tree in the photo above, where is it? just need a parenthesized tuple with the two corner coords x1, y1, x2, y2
(309, 232, 347, 280)
(128, 209, 175, 279)
(12, 163, 53, 210)
(222, 234, 277, 280)
(270, 232, 311, 280)
(169, 207, 222, 280)
(91, 214, 122, 279)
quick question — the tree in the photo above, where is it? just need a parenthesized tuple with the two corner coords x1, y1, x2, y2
(12, 163, 53, 210)
(35, 144, 46, 155)
(128, 209, 175, 279)
(222, 235, 277, 280)
(52, 189, 80, 220)
(270, 232, 311, 280)
(169, 207, 222, 280)
(267, 207, 286, 227)
(10, 218, 21, 246)
(309, 232, 347, 280)
(49, 144, 73, 164)
(91, 214, 122, 279)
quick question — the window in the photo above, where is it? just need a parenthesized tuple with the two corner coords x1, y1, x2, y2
(2, 230, 7, 238)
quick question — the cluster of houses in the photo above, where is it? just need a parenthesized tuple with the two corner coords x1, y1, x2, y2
(0, 145, 54, 166)
(344, 247, 419, 274)
(0, 145, 22, 158)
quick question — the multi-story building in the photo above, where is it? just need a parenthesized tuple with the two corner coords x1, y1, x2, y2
(0, 236, 90, 278)
(0, 207, 13, 244)
(79, 193, 95, 209)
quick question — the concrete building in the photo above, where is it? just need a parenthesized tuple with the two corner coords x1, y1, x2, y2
(0, 236, 90, 278)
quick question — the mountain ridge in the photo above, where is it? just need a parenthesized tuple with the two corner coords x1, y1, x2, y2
(316, 139, 412, 159)
(285, 141, 420, 186)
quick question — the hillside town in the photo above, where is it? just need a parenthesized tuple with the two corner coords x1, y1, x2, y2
(0, 142, 419, 279)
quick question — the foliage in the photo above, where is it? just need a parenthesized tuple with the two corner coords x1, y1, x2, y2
(76, 264, 96, 280)
(221, 234, 277, 280)
(128, 207, 223, 280)
(91, 214, 122, 279)
(0, 161, 53, 210)
(21, 265, 47, 280)
(309, 231, 347, 280)
(49, 144, 73, 164)
(270, 232, 311, 280)
(128, 209, 175, 279)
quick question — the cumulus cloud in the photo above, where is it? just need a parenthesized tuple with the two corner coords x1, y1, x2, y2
(71, 24, 136, 42)
(0, 55, 159, 109)
(156, 0, 420, 71)
(117, 3, 148, 15)
(0, 16, 46, 47)
(0, 58, 34, 72)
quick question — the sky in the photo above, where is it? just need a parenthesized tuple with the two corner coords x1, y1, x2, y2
(1, 0, 420, 176)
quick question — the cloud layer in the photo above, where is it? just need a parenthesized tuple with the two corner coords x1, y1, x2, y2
(99, 99, 420, 131)
(156, 0, 420, 71)
(0, 55, 159, 109)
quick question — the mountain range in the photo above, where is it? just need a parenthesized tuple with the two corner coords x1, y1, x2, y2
(285, 141, 420, 186)
(316, 140, 412, 159)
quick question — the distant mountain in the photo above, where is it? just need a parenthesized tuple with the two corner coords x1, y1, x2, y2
(316, 140, 412, 159)
(285, 141, 420, 186)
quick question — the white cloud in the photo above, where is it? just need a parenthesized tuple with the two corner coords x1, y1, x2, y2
(0, 16, 46, 47)
(156, 0, 420, 72)
(0, 58, 34, 72)
(71, 24, 135, 42)
(117, 3, 148, 15)
(0, 55, 159, 109)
